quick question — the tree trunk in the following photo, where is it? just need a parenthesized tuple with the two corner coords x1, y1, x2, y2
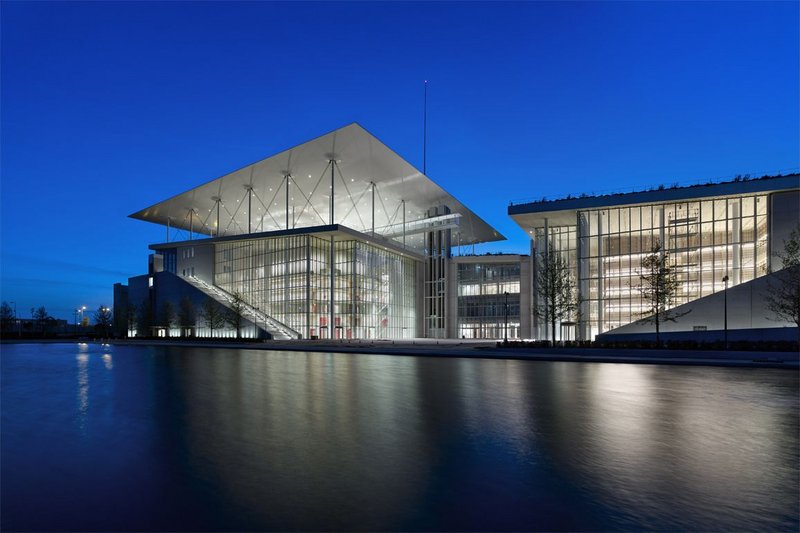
(655, 309, 660, 347)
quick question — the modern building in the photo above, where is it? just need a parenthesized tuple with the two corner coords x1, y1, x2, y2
(509, 174, 800, 342)
(116, 123, 508, 340)
(115, 123, 798, 342)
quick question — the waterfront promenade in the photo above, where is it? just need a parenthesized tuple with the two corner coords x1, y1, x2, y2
(84, 338, 800, 369)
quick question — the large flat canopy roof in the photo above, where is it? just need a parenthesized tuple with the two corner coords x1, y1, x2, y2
(131, 123, 504, 251)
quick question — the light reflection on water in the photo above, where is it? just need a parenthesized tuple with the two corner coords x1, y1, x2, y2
(1, 343, 797, 531)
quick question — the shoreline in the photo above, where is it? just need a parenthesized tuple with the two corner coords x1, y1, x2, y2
(4, 338, 798, 369)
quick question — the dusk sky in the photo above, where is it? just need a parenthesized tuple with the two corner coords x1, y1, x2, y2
(1, 1, 798, 321)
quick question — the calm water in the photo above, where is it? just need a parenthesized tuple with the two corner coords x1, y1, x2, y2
(1, 343, 798, 531)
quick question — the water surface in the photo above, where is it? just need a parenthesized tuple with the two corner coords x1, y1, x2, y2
(2, 343, 798, 531)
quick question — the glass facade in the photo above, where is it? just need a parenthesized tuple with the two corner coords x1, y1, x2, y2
(457, 262, 521, 339)
(534, 193, 769, 340)
(215, 234, 416, 339)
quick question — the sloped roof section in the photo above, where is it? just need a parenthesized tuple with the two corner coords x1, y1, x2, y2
(130, 123, 504, 250)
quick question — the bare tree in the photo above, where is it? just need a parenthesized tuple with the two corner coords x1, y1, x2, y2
(159, 301, 176, 338)
(32, 306, 50, 336)
(178, 297, 195, 337)
(199, 298, 225, 338)
(537, 242, 576, 344)
(125, 303, 137, 337)
(0, 302, 14, 335)
(635, 241, 688, 346)
(224, 291, 246, 340)
(766, 224, 800, 341)
(94, 306, 112, 337)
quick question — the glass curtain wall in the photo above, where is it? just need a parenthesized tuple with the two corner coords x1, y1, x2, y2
(457, 263, 521, 339)
(568, 193, 769, 339)
(215, 235, 416, 339)
(532, 226, 578, 341)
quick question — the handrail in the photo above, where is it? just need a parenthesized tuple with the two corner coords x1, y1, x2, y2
(186, 276, 301, 339)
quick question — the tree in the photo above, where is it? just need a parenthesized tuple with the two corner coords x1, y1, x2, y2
(32, 306, 49, 336)
(635, 241, 688, 346)
(536, 242, 576, 344)
(159, 301, 176, 338)
(125, 303, 137, 337)
(0, 302, 14, 335)
(94, 306, 112, 337)
(224, 291, 246, 339)
(178, 297, 195, 336)
(765, 224, 800, 341)
(199, 298, 225, 338)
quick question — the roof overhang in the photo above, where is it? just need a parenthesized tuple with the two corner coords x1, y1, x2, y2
(131, 123, 504, 253)
(149, 224, 426, 261)
(508, 174, 800, 232)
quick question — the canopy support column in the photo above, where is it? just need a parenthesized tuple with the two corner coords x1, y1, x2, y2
(283, 171, 291, 230)
(402, 199, 406, 248)
(330, 235, 335, 340)
(329, 160, 336, 225)
(371, 181, 375, 235)
(247, 186, 253, 234)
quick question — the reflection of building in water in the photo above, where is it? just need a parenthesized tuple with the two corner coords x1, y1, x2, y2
(172, 351, 433, 530)
(509, 175, 800, 341)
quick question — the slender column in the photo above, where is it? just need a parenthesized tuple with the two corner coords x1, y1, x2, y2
(216, 199, 221, 237)
(402, 199, 406, 248)
(306, 237, 311, 339)
(543, 217, 549, 341)
(167, 217, 170, 243)
(597, 214, 603, 335)
(284, 172, 291, 230)
(189, 209, 194, 240)
(330, 161, 335, 225)
(330, 235, 335, 339)
(248, 187, 253, 234)
(732, 200, 741, 285)
(371, 182, 375, 234)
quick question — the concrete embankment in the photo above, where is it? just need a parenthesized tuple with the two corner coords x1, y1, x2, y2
(90, 338, 799, 369)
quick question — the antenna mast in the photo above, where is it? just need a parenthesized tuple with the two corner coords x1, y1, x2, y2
(423, 80, 428, 175)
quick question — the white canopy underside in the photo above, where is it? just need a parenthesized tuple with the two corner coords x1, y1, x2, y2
(130, 123, 504, 252)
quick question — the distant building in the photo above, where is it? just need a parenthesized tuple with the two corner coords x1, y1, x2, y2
(508, 174, 800, 342)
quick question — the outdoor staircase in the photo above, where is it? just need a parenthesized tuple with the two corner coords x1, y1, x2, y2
(185, 275, 302, 340)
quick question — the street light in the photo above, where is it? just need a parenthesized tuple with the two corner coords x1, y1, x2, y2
(504, 291, 509, 345)
(722, 275, 729, 350)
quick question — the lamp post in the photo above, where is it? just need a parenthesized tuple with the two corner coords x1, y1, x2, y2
(504, 291, 509, 345)
(722, 275, 729, 350)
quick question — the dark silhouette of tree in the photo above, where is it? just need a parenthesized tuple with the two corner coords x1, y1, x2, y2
(32, 306, 49, 336)
(125, 303, 137, 337)
(536, 242, 576, 344)
(766, 224, 800, 341)
(224, 291, 246, 339)
(94, 306, 112, 337)
(199, 298, 225, 338)
(178, 297, 195, 336)
(0, 301, 14, 335)
(635, 241, 689, 346)
(159, 301, 176, 338)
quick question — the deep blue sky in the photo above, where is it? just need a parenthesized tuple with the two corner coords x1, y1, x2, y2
(2, 1, 798, 321)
